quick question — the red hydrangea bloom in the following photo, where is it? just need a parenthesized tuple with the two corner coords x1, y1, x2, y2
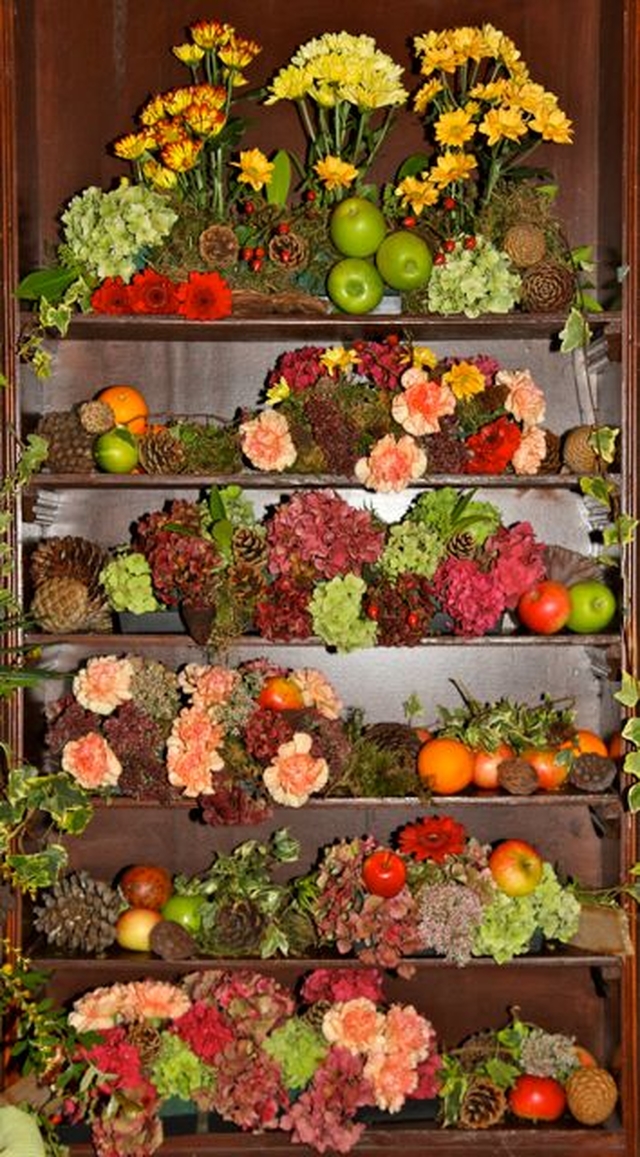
(464, 415, 522, 473)
(434, 557, 506, 636)
(91, 276, 131, 314)
(280, 1045, 372, 1153)
(301, 968, 385, 1006)
(408, 1053, 443, 1100)
(172, 1000, 234, 1064)
(266, 346, 326, 394)
(397, 815, 468, 862)
(82, 1026, 145, 1091)
(127, 268, 180, 314)
(254, 576, 313, 641)
(266, 490, 385, 581)
(486, 521, 547, 609)
(176, 271, 232, 320)
(352, 338, 408, 390)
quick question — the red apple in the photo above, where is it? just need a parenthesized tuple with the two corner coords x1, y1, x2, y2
(362, 849, 407, 897)
(115, 907, 162, 952)
(258, 675, 304, 712)
(508, 1074, 566, 1121)
(521, 746, 569, 791)
(472, 742, 514, 790)
(488, 839, 544, 896)
(516, 580, 572, 635)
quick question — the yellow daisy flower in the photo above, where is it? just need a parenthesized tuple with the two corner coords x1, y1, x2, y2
(142, 159, 178, 190)
(189, 20, 232, 51)
(442, 361, 486, 400)
(479, 106, 527, 146)
(469, 79, 511, 103)
(140, 96, 166, 126)
(113, 131, 156, 161)
(172, 43, 205, 67)
(152, 120, 185, 147)
(265, 63, 312, 104)
(161, 137, 204, 173)
(429, 152, 477, 189)
(411, 346, 438, 371)
(184, 104, 226, 137)
(314, 155, 359, 190)
(434, 109, 476, 148)
(529, 105, 573, 144)
(394, 175, 440, 215)
(413, 79, 444, 115)
(320, 347, 360, 375)
(163, 87, 195, 116)
(231, 148, 274, 191)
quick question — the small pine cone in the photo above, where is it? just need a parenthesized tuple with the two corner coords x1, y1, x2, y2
(36, 411, 94, 473)
(502, 222, 547, 268)
(497, 757, 539, 795)
(125, 1021, 164, 1071)
(565, 1067, 618, 1125)
(138, 428, 188, 475)
(537, 429, 562, 474)
(447, 531, 476, 559)
(562, 426, 601, 474)
(30, 535, 109, 589)
(228, 559, 267, 602)
(78, 399, 115, 435)
(34, 870, 121, 954)
(364, 722, 422, 760)
(521, 260, 576, 313)
(569, 752, 617, 792)
(459, 1077, 507, 1129)
(302, 1000, 332, 1032)
(199, 223, 239, 268)
(232, 525, 268, 568)
(268, 231, 309, 270)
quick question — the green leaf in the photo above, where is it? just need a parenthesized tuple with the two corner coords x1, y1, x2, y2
(395, 152, 430, 181)
(16, 266, 77, 302)
(208, 486, 226, 522)
(212, 517, 233, 556)
(589, 426, 619, 464)
(616, 670, 640, 708)
(580, 475, 615, 506)
(622, 719, 640, 746)
(571, 244, 594, 267)
(6, 845, 68, 891)
(578, 292, 603, 313)
(266, 149, 292, 206)
(559, 306, 592, 353)
(622, 750, 640, 778)
(627, 782, 640, 812)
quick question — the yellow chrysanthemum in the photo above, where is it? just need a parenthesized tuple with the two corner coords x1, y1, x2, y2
(164, 87, 196, 116)
(183, 103, 226, 137)
(314, 155, 359, 190)
(320, 347, 360, 375)
(479, 106, 527, 146)
(469, 79, 511, 103)
(394, 175, 440, 215)
(152, 120, 185, 147)
(434, 109, 476, 148)
(142, 159, 179, 190)
(140, 96, 166, 126)
(411, 346, 438, 371)
(442, 361, 486, 400)
(429, 151, 477, 189)
(189, 20, 232, 51)
(113, 131, 156, 161)
(219, 35, 262, 69)
(529, 105, 573, 144)
(161, 137, 204, 173)
(266, 378, 291, 404)
(418, 41, 461, 76)
(172, 43, 205, 67)
(231, 148, 274, 191)
(193, 84, 227, 109)
(513, 81, 552, 115)
(265, 63, 312, 104)
(451, 26, 487, 63)
(413, 79, 444, 115)
(311, 82, 339, 109)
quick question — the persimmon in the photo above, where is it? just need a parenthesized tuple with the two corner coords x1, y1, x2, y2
(560, 728, 608, 757)
(472, 741, 514, 790)
(417, 736, 474, 795)
(96, 384, 149, 434)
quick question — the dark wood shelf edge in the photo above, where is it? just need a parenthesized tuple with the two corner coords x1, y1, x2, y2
(25, 632, 622, 648)
(27, 472, 618, 492)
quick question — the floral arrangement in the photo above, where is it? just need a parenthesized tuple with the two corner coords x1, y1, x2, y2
(239, 339, 550, 484)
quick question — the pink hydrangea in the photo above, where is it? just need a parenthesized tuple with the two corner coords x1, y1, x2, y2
(434, 557, 506, 636)
(293, 667, 342, 719)
(266, 490, 385, 579)
(72, 655, 134, 715)
(322, 998, 386, 1055)
(240, 409, 297, 471)
(301, 968, 385, 1006)
(354, 434, 427, 493)
(498, 367, 546, 427)
(166, 705, 225, 796)
(61, 732, 122, 790)
(511, 425, 547, 475)
(486, 521, 547, 609)
(263, 731, 329, 806)
(391, 368, 456, 435)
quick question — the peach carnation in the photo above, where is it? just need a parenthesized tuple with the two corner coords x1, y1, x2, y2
(511, 425, 547, 475)
(293, 667, 342, 720)
(129, 980, 192, 1022)
(363, 1048, 418, 1112)
(240, 409, 297, 471)
(497, 368, 546, 427)
(166, 705, 225, 796)
(392, 368, 456, 435)
(263, 731, 329, 806)
(73, 655, 134, 715)
(383, 1004, 436, 1062)
(68, 983, 136, 1032)
(179, 663, 239, 711)
(61, 732, 122, 790)
(322, 998, 386, 1055)
(354, 434, 427, 493)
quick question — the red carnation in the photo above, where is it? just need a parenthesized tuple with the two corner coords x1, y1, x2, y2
(91, 276, 131, 314)
(176, 271, 233, 320)
(128, 268, 180, 314)
(464, 415, 522, 474)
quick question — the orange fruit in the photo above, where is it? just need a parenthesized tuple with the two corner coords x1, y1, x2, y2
(417, 736, 474, 794)
(608, 731, 624, 761)
(560, 728, 608, 757)
(96, 385, 149, 434)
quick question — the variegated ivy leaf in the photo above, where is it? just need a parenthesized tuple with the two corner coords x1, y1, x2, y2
(559, 306, 592, 353)
(622, 719, 640, 748)
(622, 751, 640, 778)
(580, 475, 616, 506)
(615, 670, 640, 708)
(6, 845, 69, 893)
(627, 782, 640, 812)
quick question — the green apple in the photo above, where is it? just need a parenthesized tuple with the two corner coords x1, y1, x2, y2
(329, 196, 387, 257)
(327, 257, 385, 314)
(566, 579, 617, 633)
(375, 230, 433, 290)
(93, 425, 139, 473)
(161, 892, 206, 934)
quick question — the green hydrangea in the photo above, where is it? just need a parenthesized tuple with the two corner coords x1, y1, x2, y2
(150, 1033, 214, 1101)
(427, 236, 521, 318)
(380, 521, 445, 580)
(473, 864, 581, 965)
(99, 552, 162, 614)
(60, 183, 178, 281)
(310, 574, 378, 653)
(408, 487, 501, 546)
(263, 1018, 328, 1089)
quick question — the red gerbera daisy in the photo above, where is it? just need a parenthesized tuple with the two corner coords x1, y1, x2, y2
(176, 270, 233, 320)
(91, 276, 131, 314)
(397, 815, 468, 862)
(464, 415, 522, 474)
(128, 268, 180, 315)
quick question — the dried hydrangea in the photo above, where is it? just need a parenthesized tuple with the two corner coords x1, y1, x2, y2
(519, 1026, 579, 1080)
(416, 881, 484, 965)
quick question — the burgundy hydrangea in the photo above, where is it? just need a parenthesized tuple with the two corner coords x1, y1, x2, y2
(45, 694, 102, 755)
(301, 968, 385, 1006)
(172, 1000, 235, 1064)
(266, 346, 327, 394)
(352, 338, 408, 390)
(266, 490, 385, 581)
(243, 706, 295, 762)
(433, 557, 506, 636)
(254, 576, 313, 641)
(199, 780, 273, 826)
(134, 500, 221, 607)
(280, 1045, 372, 1154)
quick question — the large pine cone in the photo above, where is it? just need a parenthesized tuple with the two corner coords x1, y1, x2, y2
(561, 425, 602, 474)
(138, 427, 188, 475)
(565, 1066, 618, 1124)
(34, 870, 121, 954)
(30, 576, 112, 633)
(30, 535, 109, 589)
(521, 260, 576, 312)
(459, 1077, 507, 1128)
(502, 222, 547, 268)
(36, 411, 94, 473)
(364, 721, 422, 763)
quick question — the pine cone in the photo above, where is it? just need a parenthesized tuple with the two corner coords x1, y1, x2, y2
(78, 399, 115, 435)
(302, 1000, 332, 1032)
(497, 757, 539, 795)
(36, 411, 94, 473)
(125, 1021, 164, 1072)
(33, 870, 121, 954)
(201, 899, 266, 955)
(561, 426, 602, 474)
(364, 722, 422, 762)
(502, 223, 547, 268)
(521, 260, 576, 312)
(138, 427, 188, 475)
(569, 753, 617, 792)
(30, 576, 112, 634)
(459, 1077, 507, 1129)
(268, 231, 309, 269)
(232, 525, 268, 568)
(447, 531, 476, 558)
(30, 535, 109, 589)
(199, 223, 239, 268)
(565, 1066, 618, 1125)
(537, 429, 562, 474)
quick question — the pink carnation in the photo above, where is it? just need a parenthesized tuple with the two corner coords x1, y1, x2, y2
(166, 705, 225, 796)
(128, 980, 192, 1022)
(497, 367, 546, 427)
(179, 663, 239, 710)
(240, 409, 297, 471)
(263, 731, 329, 806)
(355, 434, 427, 493)
(293, 667, 342, 719)
(383, 1004, 436, 1062)
(511, 425, 547, 475)
(73, 655, 134, 715)
(61, 732, 122, 790)
(322, 998, 386, 1055)
(68, 983, 136, 1032)
(363, 1048, 418, 1112)
(392, 368, 456, 435)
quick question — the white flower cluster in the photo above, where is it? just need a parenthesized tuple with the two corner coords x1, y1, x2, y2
(60, 182, 178, 281)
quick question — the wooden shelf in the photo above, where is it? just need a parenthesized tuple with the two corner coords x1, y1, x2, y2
(27, 472, 616, 492)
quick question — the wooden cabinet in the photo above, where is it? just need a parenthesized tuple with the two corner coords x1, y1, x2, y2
(1, 3, 639, 1155)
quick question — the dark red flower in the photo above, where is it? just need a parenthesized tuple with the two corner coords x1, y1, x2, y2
(464, 415, 522, 473)
(397, 815, 468, 862)
(90, 276, 131, 314)
(176, 271, 233, 320)
(128, 268, 180, 314)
